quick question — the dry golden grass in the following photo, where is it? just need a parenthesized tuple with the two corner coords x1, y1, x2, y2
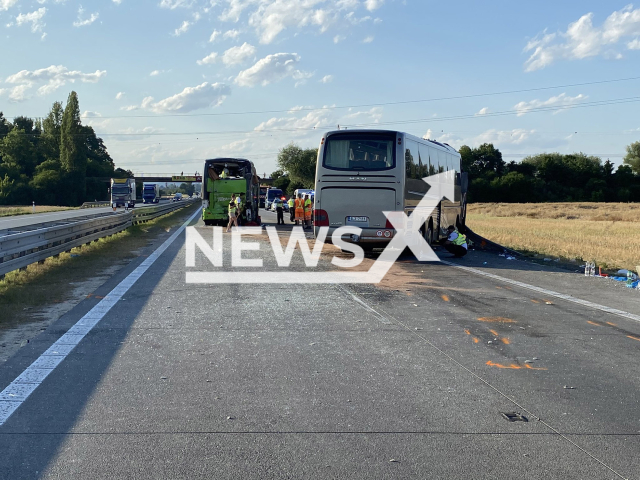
(0, 206, 76, 217)
(467, 203, 640, 271)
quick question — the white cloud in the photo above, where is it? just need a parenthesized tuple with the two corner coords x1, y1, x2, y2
(220, 138, 252, 153)
(320, 74, 333, 83)
(223, 28, 240, 39)
(0, 0, 19, 11)
(362, 35, 374, 43)
(124, 82, 231, 113)
(15, 7, 46, 33)
(513, 93, 586, 116)
(196, 52, 218, 65)
(209, 29, 221, 42)
(5, 65, 107, 98)
(475, 107, 489, 116)
(235, 52, 313, 87)
(115, 91, 125, 100)
(150, 69, 170, 76)
(365, 0, 384, 11)
(8, 85, 31, 102)
(173, 20, 192, 36)
(433, 129, 569, 152)
(524, 5, 640, 71)
(222, 42, 256, 65)
(73, 6, 99, 27)
(159, 0, 193, 9)
(333, 34, 345, 43)
(113, 0, 122, 4)
(81, 110, 101, 118)
(628, 38, 640, 49)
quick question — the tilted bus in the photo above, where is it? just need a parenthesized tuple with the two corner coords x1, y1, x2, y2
(313, 129, 467, 249)
(202, 158, 260, 226)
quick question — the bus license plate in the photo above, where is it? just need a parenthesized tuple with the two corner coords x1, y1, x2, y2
(346, 216, 369, 225)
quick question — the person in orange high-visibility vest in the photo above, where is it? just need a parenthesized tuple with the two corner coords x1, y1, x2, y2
(294, 194, 304, 225)
(303, 194, 312, 229)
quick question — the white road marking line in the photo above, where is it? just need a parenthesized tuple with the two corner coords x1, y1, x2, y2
(0, 207, 202, 426)
(441, 261, 640, 323)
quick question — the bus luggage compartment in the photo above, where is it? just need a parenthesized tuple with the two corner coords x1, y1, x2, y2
(317, 186, 396, 242)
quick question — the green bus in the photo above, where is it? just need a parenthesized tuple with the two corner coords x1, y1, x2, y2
(202, 158, 260, 226)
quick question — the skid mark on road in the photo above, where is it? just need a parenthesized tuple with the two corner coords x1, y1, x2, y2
(339, 285, 630, 479)
(486, 361, 547, 370)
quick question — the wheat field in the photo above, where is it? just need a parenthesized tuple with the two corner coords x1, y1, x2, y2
(467, 203, 640, 271)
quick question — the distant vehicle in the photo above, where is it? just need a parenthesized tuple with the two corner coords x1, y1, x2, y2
(202, 158, 260, 226)
(314, 129, 467, 250)
(265, 188, 283, 210)
(259, 186, 267, 208)
(111, 178, 135, 208)
(172, 193, 183, 202)
(142, 183, 160, 204)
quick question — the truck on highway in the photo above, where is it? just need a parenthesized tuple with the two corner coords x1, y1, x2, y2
(111, 178, 136, 208)
(142, 183, 160, 204)
(202, 158, 260, 226)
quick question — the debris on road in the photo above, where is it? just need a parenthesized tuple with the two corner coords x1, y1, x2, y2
(563, 385, 576, 389)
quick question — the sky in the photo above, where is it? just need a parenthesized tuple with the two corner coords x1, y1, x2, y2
(1, 0, 640, 177)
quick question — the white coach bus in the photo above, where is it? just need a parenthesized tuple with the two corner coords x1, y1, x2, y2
(313, 129, 467, 249)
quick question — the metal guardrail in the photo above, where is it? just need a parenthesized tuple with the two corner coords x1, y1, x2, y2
(80, 201, 111, 209)
(0, 199, 199, 278)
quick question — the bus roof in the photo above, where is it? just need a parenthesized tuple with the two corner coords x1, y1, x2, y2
(321, 129, 459, 155)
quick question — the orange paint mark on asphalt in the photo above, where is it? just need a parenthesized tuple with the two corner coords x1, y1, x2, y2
(464, 329, 471, 335)
(495, 286, 503, 290)
(543, 299, 554, 305)
(473, 338, 479, 343)
(489, 329, 499, 336)
(628, 335, 640, 342)
(530, 299, 540, 304)
(486, 361, 547, 370)
(441, 294, 450, 302)
(606, 322, 617, 326)
(501, 338, 510, 345)
(587, 321, 602, 326)
(478, 317, 516, 323)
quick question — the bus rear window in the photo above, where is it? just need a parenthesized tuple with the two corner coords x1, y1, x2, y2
(323, 134, 395, 171)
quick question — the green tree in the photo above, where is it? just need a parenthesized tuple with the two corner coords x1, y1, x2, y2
(623, 141, 640, 175)
(0, 128, 37, 177)
(60, 91, 87, 205)
(271, 169, 291, 192)
(41, 101, 64, 161)
(276, 143, 317, 188)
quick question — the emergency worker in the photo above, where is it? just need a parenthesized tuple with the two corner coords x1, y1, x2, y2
(442, 225, 468, 258)
(303, 194, 312, 229)
(295, 194, 304, 225)
(288, 197, 295, 222)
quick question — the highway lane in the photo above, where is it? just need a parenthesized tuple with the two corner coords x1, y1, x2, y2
(0, 211, 638, 478)
(0, 199, 173, 231)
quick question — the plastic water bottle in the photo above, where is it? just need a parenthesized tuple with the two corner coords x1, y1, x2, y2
(584, 262, 590, 276)
(627, 270, 634, 287)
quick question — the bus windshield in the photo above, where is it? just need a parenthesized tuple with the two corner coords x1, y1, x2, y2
(323, 133, 395, 171)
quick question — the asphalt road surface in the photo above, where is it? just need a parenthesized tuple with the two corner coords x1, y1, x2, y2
(0, 199, 171, 231)
(0, 207, 638, 479)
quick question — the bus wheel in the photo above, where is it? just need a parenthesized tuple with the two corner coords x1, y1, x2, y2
(204, 220, 212, 226)
(425, 222, 434, 245)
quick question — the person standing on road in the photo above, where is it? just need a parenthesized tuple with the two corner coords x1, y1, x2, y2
(303, 194, 312, 230)
(235, 193, 244, 226)
(288, 197, 295, 222)
(295, 194, 304, 225)
(442, 225, 468, 258)
(274, 198, 285, 225)
(226, 200, 238, 232)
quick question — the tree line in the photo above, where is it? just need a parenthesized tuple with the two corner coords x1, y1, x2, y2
(0, 91, 130, 207)
(273, 140, 640, 203)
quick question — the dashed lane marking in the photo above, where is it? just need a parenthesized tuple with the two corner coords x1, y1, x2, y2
(442, 261, 640, 324)
(0, 207, 202, 426)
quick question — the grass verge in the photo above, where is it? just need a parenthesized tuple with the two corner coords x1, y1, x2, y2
(467, 203, 640, 271)
(0, 203, 199, 333)
(0, 206, 78, 217)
